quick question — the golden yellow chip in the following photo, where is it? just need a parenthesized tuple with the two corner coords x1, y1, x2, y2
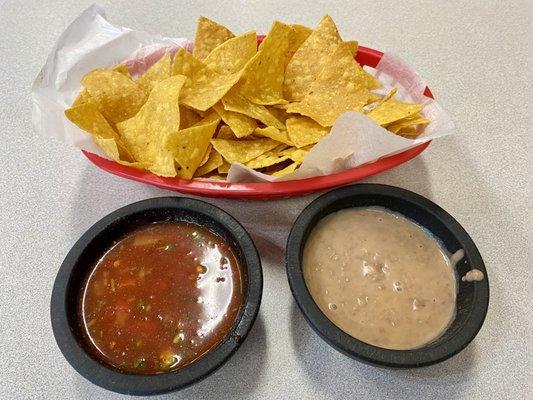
(216, 124, 238, 139)
(283, 15, 343, 101)
(245, 144, 291, 169)
(172, 48, 241, 111)
(238, 21, 292, 105)
(386, 113, 429, 134)
(179, 105, 202, 129)
(213, 102, 257, 138)
(164, 119, 219, 179)
(193, 16, 235, 60)
(82, 69, 147, 123)
(285, 24, 313, 64)
(366, 93, 382, 105)
(345, 40, 358, 56)
(286, 116, 330, 147)
(112, 64, 131, 77)
(218, 161, 231, 174)
(117, 75, 186, 177)
(137, 53, 171, 95)
(199, 144, 212, 167)
(222, 89, 285, 129)
(286, 42, 371, 127)
(267, 106, 291, 124)
(254, 126, 293, 146)
(396, 126, 420, 137)
(204, 31, 257, 75)
(92, 136, 148, 169)
(366, 97, 425, 126)
(211, 138, 280, 164)
(280, 146, 310, 163)
(73, 65, 131, 107)
(270, 161, 300, 177)
(195, 148, 224, 176)
(65, 102, 134, 162)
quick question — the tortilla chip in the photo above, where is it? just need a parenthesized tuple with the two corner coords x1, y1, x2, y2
(193, 16, 235, 60)
(179, 105, 202, 129)
(270, 161, 300, 176)
(73, 64, 132, 108)
(65, 103, 134, 162)
(286, 42, 371, 127)
(396, 126, 421, 137)
(286, 24, 313, 64)
(92, 136, 148, 169)
(164, 119, 219, 179)
(238, 21, 292, 105)
(137, 53, 171, 95)
(254, 126, 293, 146)
(345, 40, 358, 56)
(218, 161, 231, 173)
(280, 146, 310, 163)
(172, 48, 241, 111)
(222, 89, 285, 129)
(366, 97, 425, 126)
(213, 102, 257, 138)
(216, 124, 238, 139)
(245, 144, 291, 169)
(195, 148, 224, 176)
(82, 69, 147, 123)
(386, 113, 429, 134)
(204, 31, 257, 75)
(116, 75, 187, 177)
(283, 15, 343, 101)
(285, 116, 330, 147)
(211, 138, 280, 164)
(199, 144, 212, 167)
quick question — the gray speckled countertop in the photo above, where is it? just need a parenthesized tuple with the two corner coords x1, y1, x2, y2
(1, 1, 531, 399)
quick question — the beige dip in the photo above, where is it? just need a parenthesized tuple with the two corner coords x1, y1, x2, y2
(303, 207, 457, 350)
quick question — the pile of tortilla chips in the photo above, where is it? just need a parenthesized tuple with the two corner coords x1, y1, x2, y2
(65, 15, 429, 179)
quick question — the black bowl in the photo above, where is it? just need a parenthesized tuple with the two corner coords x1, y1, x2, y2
(51, 197, 262, 395)
(286, 184, 489, 368)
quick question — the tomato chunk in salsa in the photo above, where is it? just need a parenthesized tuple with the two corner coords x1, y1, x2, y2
(78, 221, 245, 374)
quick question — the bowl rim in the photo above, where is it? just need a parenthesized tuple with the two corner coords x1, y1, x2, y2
(285, 184, 489, 368)
(50, 197, 263, 395)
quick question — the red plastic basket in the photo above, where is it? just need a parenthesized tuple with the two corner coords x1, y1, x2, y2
(83, 42, 433, 200)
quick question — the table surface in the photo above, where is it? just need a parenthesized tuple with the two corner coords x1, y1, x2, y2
(1, 0, 531, 399)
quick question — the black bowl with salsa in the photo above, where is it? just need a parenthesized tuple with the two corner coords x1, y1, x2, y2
(51, 197, 262, 395)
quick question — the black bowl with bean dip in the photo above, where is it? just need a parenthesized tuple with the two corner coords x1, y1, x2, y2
(286, 184, 489, 368)
(51, 197, 262, 395)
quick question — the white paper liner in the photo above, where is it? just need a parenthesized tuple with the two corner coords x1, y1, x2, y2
(31, 4, 454, 182)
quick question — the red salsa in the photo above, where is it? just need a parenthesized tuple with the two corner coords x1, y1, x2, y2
(78, 221, 245, 374)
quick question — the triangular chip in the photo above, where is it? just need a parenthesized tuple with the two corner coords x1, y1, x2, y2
(92, 136, 148, 169)
(204, 31, 257, 75)
(345, 40, 358, 56)
(270, 161, 300, 177)
(65, 103, 135, 162)
(217, 124, 238, 139)
(172, 48, 241, 111)
(73, 65, 131, 107)
(286, 42, 371, 127)
(117, 75, 187, 177)
(199, 144, 212, 167)
(195, 148, 224, 176)
(211, 138, 280, 164)
(222, 89, 285, 129)
(238, 21, 292, 105)
(283, 15, 343, 101)
(179, 105, 202, 129)
(137, 53, 171, 95)
(164, 119, 219, 179)
(254, 126, 294, 146)
(280, 146, 311, 163)
(366, 97, 425, 126)
(245, 144, 291, 169)
(193, 17, 235, 60)
(82, 69, 147, 123)
(386, 113, 429, 134)
(213, 102, 257, 138)
(218, 161, 231, 174)
(286, 116, 330, 147)
(285, 24, 313, 64)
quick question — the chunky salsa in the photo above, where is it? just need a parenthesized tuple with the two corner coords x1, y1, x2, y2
(78, 221, 245, 374)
